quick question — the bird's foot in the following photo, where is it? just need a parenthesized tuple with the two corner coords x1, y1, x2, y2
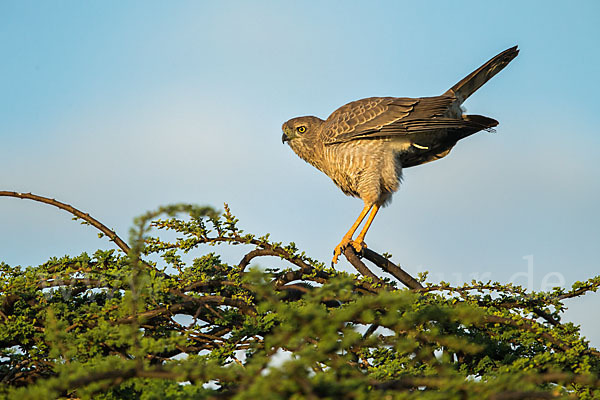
(332, 237, 353, 265)
(332, 238, 367, 265)
(350, 240, 367, 253)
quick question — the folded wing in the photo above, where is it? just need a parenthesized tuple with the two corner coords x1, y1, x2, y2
(323, 95, 493, 145)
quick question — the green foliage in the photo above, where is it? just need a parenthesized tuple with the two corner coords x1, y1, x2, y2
(1, 204, 599, 399)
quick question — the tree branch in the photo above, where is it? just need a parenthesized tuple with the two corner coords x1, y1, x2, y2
(362, 248, 423, 289)
(343, 247, 383, 285)
(0, 191, 130, 254)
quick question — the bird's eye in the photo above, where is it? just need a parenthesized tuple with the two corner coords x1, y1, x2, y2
(297, 126, 307, 133)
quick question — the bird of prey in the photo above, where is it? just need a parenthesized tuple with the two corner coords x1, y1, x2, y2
(282, 46, 519, 264)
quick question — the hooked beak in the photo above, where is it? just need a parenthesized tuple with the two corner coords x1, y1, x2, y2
(281, 132, 289, 144)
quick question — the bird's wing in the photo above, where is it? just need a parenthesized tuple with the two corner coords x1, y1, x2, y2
(323, 95, 490, 145)
(321, 97, 417, 142)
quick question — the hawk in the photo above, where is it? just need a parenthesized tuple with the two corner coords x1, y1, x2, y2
(282, 46, 519, 264)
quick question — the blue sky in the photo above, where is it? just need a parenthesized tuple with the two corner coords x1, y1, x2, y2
(1, 1, 599, 344)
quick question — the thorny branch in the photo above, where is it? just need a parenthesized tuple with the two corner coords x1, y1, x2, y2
(2, 193, 600, 397)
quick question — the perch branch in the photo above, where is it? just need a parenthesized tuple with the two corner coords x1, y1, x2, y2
(343, 247, 382, 284)
(362, 248, 423, 289)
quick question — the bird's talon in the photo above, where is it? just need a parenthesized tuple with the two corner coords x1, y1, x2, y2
(332, 247, 342, 265)
(332, 254, 339, 265)
(332, 239, 352, 265)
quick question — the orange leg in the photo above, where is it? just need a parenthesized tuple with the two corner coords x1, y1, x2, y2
(332, 203, 372, 264)
(351, 203, 380, 252)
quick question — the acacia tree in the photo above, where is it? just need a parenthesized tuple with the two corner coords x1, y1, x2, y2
(1, 191, 599, 399)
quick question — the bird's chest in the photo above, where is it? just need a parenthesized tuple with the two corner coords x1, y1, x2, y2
(323, 143, 400, 197)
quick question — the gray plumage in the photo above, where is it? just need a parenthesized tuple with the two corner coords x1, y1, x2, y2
(282, 46, 519, 263)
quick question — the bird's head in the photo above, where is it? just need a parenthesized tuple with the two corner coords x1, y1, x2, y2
(282, 116, 323, 147)
(281, 116, 325, 167)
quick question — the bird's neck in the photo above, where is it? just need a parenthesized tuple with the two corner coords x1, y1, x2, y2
(290, 140, 327, 173)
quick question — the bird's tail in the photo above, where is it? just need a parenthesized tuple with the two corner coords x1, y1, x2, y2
(445, 46, 519, 104)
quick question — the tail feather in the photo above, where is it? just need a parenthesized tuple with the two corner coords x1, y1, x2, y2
(450, 114, 498, 141)
(445, 46, 519, 104)
(463, 114, 498, 129)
